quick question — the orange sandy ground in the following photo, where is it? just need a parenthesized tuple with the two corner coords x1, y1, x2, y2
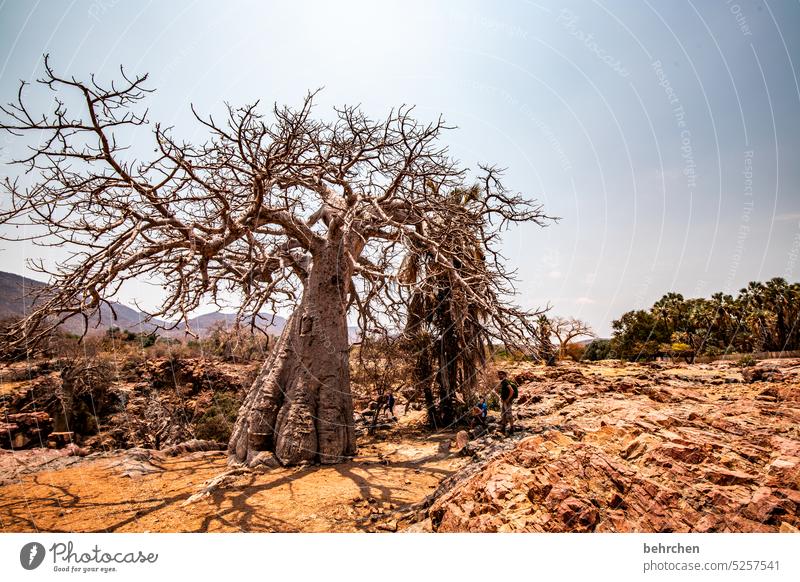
(0, 425, 466, 533)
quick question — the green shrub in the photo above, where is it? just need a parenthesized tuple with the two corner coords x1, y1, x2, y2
(194, 392, 239, 442)
(737, 354, 758, 368)
(583, 339, 613, 361)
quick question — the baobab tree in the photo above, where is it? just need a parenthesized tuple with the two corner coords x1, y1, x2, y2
(399, 183, 551, 428)
(0, 58, 551, 465)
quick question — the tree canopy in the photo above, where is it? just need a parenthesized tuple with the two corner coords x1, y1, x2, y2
(609, 278, 800, 360)
(0, 57, 552, 357)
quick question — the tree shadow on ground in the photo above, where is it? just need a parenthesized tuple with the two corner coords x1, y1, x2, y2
(0, 433, 466, 533)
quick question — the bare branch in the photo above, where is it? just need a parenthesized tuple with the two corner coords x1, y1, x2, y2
(0, 59, 554, 359)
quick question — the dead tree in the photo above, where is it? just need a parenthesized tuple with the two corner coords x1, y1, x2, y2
(399, 183, 551, 428)
(550, 316, 595, 358)
(0, 58, 552, 465)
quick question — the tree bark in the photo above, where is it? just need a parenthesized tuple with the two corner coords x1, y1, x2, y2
(227, 244, 355, 466)
(436, 336, 457, 427)
(414, 342, 438, 430)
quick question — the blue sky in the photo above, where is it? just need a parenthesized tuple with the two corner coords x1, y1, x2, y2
(1, 0, 799, 336)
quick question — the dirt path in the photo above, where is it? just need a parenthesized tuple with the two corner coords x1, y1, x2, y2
(0, 418, 468, 533)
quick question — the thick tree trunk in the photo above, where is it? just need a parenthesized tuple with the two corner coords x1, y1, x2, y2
(436, 336, 457, 427)
(412, 341, 438, 430)
(227, 244, 355, 466)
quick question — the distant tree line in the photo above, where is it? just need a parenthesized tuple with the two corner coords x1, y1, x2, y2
(583, 277, 800, 361)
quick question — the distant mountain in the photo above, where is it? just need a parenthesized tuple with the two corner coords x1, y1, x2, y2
(0, 271, 162, 335)
(575, 338, 606, 346)
(0, 270, 44, 319)
(0, 271, 358, 340)
(176, 312, 360, 341)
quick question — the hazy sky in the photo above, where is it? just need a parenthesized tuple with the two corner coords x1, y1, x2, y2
(1, 0, 799, 336)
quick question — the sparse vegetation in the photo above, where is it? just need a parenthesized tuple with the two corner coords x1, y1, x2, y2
(737, 354, 759, 368)
(198, 323, 271, 362)
(194, 392, 240, 442)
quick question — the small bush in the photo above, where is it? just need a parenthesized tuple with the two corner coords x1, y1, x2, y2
(194, 392, 240, 442)
(491, 346, 529, 362)
(738, 354, 758, 368)
(350, 335, 412, 403)
(198, 323, 271, 362)
(49, 356, 119, 434)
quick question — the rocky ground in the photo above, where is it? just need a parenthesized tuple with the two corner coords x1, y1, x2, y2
(0, 355, 256, 451)
(412, 358, 800, 533)
(1, 357, 799, 532)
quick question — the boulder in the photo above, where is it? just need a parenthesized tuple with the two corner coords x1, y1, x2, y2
(743, 487, 795, 523)
(766, 456, 800, 488)
(658, 443, 706, 464)
(402, 518, 433, 533)
(453, 431, 470, 453)
(556, 497, 599, 531)
(621, 437, 648, 460)
(705, 467, 757, 486)
(742, 367, 784, 383)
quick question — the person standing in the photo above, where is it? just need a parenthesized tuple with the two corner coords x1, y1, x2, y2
(386, 390, 396, 420)
(496, 370, 517, 435)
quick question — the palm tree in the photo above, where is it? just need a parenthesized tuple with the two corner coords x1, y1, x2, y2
(763, 278, 790, 350)
(736, 282, 765, 351)
(652, 292, 686, 335)
(709, 292, 736, 350)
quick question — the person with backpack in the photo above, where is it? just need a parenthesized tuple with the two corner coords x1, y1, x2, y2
(496, 370, 518, 435)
